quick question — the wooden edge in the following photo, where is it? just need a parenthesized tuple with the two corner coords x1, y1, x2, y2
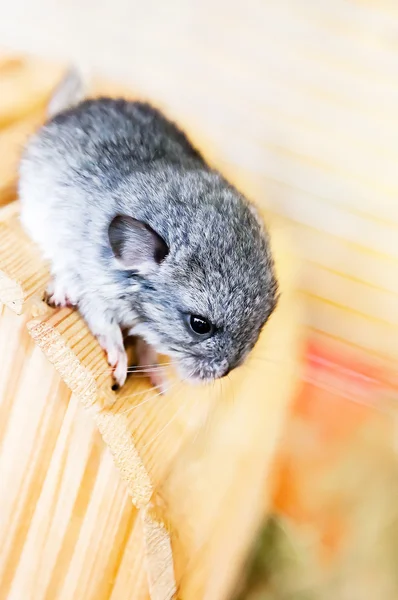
(26, 314, 176, 598)
(26, 305, 115, 398)
(94, 410, 153, 508)
(0, 204, 156, 506)
(26, 313, 154, 507)
(27, 318, 99, 407)
(141, 507, 177, 600)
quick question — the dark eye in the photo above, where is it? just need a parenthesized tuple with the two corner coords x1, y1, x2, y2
(188, 315, 214, 338)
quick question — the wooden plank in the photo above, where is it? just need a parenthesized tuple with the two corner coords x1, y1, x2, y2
(0, 195, 300, 598)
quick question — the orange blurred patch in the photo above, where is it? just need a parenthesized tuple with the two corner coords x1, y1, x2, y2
(271, 336, 395, 562)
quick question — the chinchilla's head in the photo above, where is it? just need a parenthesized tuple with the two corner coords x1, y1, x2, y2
(109, 169, 278, 383)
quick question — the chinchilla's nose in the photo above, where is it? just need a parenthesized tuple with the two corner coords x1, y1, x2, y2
(221, 365, 231, 378)
(221, 356, 243, 377)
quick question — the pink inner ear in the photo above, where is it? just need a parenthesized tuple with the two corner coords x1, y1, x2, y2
(108, 215, 168, 271)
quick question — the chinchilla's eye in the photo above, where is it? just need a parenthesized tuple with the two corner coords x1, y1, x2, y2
(187, 314, 215, 339)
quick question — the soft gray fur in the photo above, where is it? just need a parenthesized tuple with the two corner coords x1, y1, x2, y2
(19, 81, 278, 389)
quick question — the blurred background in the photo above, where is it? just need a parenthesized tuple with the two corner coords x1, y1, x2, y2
(1, 0, 398, 598)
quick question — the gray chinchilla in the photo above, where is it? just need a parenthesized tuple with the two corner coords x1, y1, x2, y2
(19, 69, 278, 391)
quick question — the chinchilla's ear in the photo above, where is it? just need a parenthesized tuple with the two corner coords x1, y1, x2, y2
(47, 67, 87, 118)
(108, 215, 168, 274)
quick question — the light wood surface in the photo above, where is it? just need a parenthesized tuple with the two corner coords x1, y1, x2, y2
(0, 56, 301, 599)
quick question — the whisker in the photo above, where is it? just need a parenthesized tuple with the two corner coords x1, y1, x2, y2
(227, 373, 237, 408)
(190, 381, 216, 449)
(115, 373, 166, 378)
(198, 383, 215, 444)
(116, 386, 155, 402)
(190, 395, 203, 447)
(125, 366, 170, 373)
(129, 366, 165, 371)
(140, 389, 187, 451)
(119, 386, 169, 415)
(138, 372, 194, 450)
(120, 382, 170, 405)
(203, 401, 213, 442)
(127, 361, 174, 369)
(103, 364, 171, 374)
(119, 375, 183, 411)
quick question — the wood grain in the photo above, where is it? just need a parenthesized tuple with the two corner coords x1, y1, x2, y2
(0, 57, 301, 599)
